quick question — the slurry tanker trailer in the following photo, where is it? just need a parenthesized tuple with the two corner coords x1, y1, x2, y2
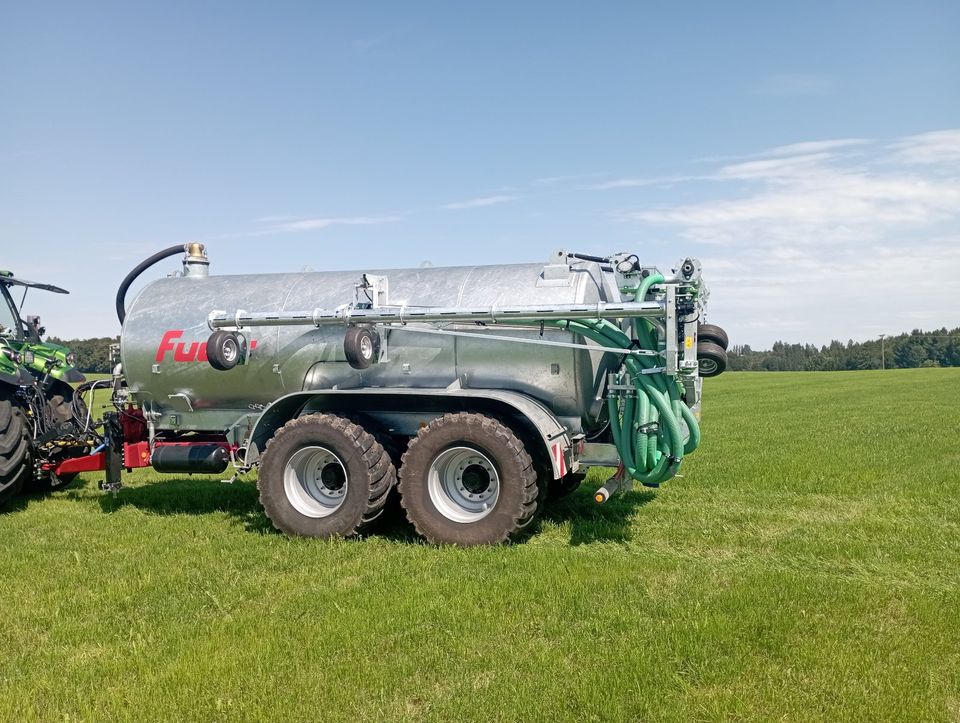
(36, 244, 728, 545)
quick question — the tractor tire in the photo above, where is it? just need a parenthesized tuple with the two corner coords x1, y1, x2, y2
(45, 386, 76, 427)
(697, 323, 729, 350)
(32, 382, 86, 493)
(398, 413, 539, 545)
(549, 471, 586, 500)
(0, 393, 31, 507)
(697, 340, 728, 377)
(258, 413, 396, 538)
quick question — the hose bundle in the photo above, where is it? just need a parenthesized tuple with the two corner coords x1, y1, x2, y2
(546, 273, 701, 487)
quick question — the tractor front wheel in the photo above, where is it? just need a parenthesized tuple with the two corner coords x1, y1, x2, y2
(0, 392, 31, 507)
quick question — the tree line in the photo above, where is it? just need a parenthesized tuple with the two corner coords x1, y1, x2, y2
(729, 328, 960, 371)
(47, 336, 119, 374)
(46, 327, 960, 373)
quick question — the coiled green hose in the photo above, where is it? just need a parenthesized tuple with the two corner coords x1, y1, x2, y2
(536, 273, 701, 487)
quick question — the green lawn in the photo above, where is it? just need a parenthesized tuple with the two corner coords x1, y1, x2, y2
(2, 369, 958, 720)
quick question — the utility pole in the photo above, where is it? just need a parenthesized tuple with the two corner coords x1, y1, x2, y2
(879, 334, 886, 370)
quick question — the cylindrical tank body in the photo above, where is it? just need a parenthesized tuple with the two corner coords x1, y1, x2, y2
(121, 259, 618, 434)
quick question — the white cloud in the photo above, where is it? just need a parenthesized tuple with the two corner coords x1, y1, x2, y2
(753, 138, 871, 158)
(208, 214, 403, 241)
(629, 157, 960, 245)
(253, 215, 300, 224)
(442, 195, 519, 210)
(584, 175, 704, 190)
(617, 129, 960, 346)
(530, 172, 607, 187)
(714, 152, 837, 180)
(887, 129, 960, 165)
(588, 142, 870, 190)
(271, 216, 402, 232)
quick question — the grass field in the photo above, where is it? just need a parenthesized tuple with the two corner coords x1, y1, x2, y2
(2, 369, 959, 720)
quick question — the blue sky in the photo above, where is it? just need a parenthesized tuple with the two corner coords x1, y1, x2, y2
(1, 1, 958, 347)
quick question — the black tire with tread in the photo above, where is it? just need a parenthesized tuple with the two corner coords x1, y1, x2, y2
(399, 412, 540, 546)
(697, 340, 728, 377)
(0, 392, 31, 506)
(698, 323, 729, 350)
(258, 413, 396, 537)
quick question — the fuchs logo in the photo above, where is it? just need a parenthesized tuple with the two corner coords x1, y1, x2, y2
(156, 330, 258, 363)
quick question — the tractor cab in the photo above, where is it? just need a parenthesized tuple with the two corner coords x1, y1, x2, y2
(0, 270, 82, 383)
(0, 269, 68, 342)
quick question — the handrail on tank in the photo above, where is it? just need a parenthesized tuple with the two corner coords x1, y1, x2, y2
(207, 300, 666, 330)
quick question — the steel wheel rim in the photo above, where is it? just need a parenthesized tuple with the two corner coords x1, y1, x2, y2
(427, 446, 499, 523)
(284, 446, 348, 518)
(699, 358, 718, 374)
(359, 335, 373, 360)
(222, 339, 239, 363)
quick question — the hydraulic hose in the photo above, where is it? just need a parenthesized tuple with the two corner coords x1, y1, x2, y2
(116, 244, 186, 324)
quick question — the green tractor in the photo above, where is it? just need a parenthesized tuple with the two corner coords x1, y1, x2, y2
(0, 270, 97, 506)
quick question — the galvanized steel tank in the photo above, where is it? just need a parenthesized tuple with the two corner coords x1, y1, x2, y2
(121, 253, 617, 433)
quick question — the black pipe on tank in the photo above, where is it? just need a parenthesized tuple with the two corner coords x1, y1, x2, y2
(116, 244, 186, 324)
(151, 444, 230, 474)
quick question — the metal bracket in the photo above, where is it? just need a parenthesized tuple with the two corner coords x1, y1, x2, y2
(665, 285, 678, 375)
(167, 393, 194, 412)
(355, 274, 389, 308)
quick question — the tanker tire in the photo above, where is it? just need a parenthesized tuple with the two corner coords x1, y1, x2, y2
(697, 323, 729, 351)
(0, 394, 31, 507)
(398, 413, 539, 546)
(343, 327, 379, 370)
(258, 413, 396, 538)
(206, 331, 243, 371)
(344, 413, 407, 526)
(549, 471, 586, 500)
(697, 340, 728, 377)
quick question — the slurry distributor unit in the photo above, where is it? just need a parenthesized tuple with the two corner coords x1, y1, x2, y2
(58, 244, 729, 545)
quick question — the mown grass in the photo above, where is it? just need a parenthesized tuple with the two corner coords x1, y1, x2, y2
(2, 369, 958, 721)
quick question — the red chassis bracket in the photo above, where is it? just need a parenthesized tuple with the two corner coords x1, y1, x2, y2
(52, 441, 152, 477)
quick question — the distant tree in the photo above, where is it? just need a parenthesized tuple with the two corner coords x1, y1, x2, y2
(714, 327, 958, 371)
(46, 336, 119, 373)
(894, 339, 929, 368)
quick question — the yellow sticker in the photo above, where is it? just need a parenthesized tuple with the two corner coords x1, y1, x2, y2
(685, 336, 694, 349)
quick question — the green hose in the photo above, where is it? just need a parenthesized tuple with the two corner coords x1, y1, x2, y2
(529, 271, 701, 488)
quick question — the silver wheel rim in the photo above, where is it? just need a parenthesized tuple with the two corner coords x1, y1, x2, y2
(222, 339, 239, 363)
(283, 446, 348, 518)
(359, 334, 373, 360)
(427, 446, 499, 523)
(699, 358, 718, 374)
